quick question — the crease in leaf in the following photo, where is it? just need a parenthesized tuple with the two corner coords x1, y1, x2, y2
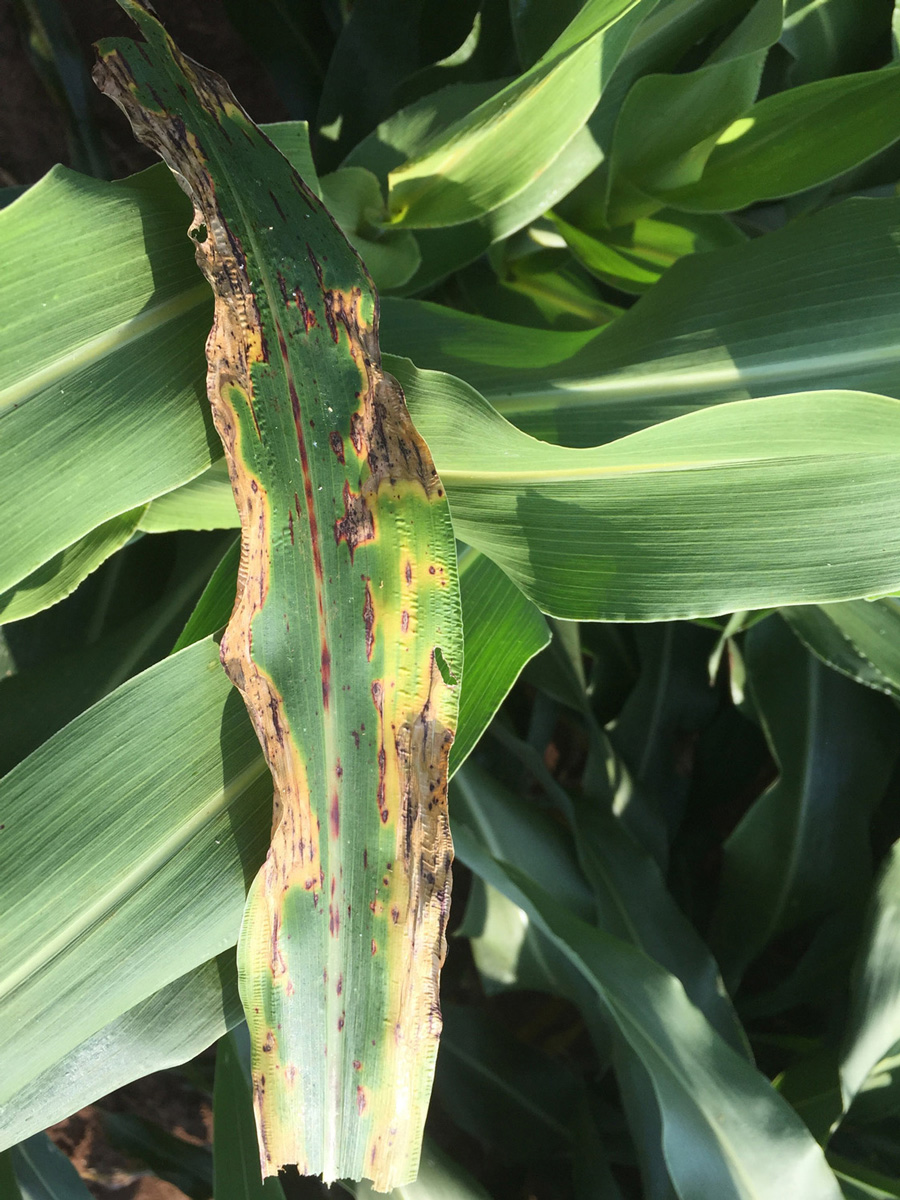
(94, 2, 462, 1191)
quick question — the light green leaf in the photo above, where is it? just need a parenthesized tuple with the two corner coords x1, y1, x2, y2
(605, 0, 783, 225)
(320, 167, 421, 290)
(387, 0, 658, 227)
(0, 636, 270, 1120)
(395, 362, 900, 620)
(381, 198, 900, 448)
(551, 208, 745, 295)
(0, 163, 214, 597)
(0, 953, 243, 1152)
(841, 843, 900, 1113)
(664, 68, 900, 214)
(451, 549, 550, 771)
(345, 81, 604, 293)
(140, 459, 235, 533)
(0, 507, 145, 624)
(783, 599, 900, 700)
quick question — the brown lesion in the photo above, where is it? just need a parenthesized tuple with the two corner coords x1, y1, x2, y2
(334, 479, 375, 561)
(94, 24, 321, 907)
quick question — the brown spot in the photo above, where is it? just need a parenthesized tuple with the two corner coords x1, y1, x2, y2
(405, 561, 412, 585)
(353, 1059, 362, 1071)
(329, 431, 345, 464)
(428, 565, 436, 575)
(337, 974, 343, 996)
(263, 1031, 276, 1052)
(357, 1085, 367, 1114)
(391, 905, 400, 924)
(293, 286, 317, 332)
(321, 643, 331, 709)
(287, 509, 294, 544)
(350, 411, 365, 456)
(371, 938, 378, 955)
(329, 793, 340, 839)
(269, 190, 287, 222)
(338, 1013, 345, 1031)
(363, 581, 375, 660)
(334, 480, 375, 561)
(401, 609, 409, 633)
(336, 758, 343, 779)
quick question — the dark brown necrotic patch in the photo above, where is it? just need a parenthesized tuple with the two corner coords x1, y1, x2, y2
(334, 480, 375, 561)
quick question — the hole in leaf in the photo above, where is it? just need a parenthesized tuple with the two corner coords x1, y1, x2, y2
(434, 646, 457, 686)
(190, 223, 208, 243)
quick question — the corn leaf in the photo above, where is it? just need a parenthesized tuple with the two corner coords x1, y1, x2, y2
(94, 2, 464, 1188)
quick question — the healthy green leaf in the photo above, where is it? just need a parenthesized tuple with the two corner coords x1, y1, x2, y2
(451, 549, 549, 771)
(783, 599, 900, 700)
(0, 508, 145, 625)
(0, 636, 270, 1123)
(663, 68, 900, 213)
(0, 954, 243, 1152)
(455, 833, 843, 1200)
(387, 0, 658, 227)
(382, 198, 900, 448)
(712, 617, 897, 985)
(396, 362, 900, 620)
(605, 0, 783, 225)
(551, 208, 745, 295)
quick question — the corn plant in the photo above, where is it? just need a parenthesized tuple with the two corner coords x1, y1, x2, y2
(4, 1, 900, 1197)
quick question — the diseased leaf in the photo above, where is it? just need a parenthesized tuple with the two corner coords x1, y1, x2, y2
(94, 3, 462, 1190)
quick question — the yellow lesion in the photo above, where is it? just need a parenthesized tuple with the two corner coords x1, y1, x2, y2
(359, 525, 458, 1189)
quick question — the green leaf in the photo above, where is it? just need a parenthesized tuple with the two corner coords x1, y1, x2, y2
(345, 80, 605, 293)
(551, 208, 745, 295)
(140, 459, 236, 534)
(0, 507, 145, 625)
(605, 0, 783, 225)
(0, 636, 270, 1124)
(451, 548, 550, 771)
(830, 1153, 900, 1199)
(455, 835, 843, 1200)
(780, 0, 892, 85)
(381, 198, 900, 448)
(1, 953, 243, 1152)
(0, 163, 214, 596)
(387, 0, 658, 227)
(10, 1133, 93, 1200)
(841, 842, 900, 1114)
(712, 617, 898, 985)
(319, 167, 421, 290)
(663, 68, 900, 214)
(214, 1026, 287, 1200)
(783, 600, 900, 700)
(395, 361, 900, 620)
